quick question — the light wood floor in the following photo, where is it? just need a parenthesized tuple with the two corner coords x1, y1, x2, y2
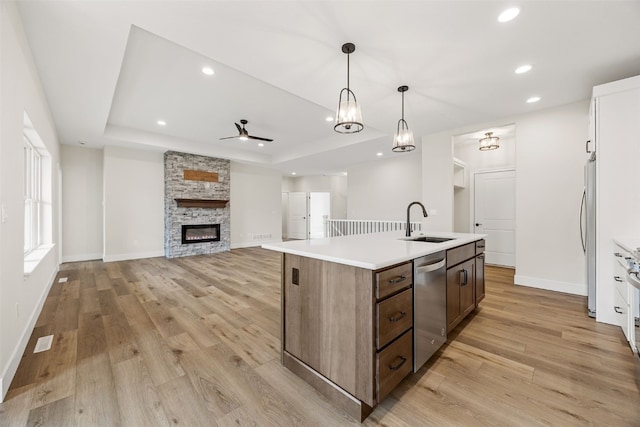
(1, 247, 639, 426)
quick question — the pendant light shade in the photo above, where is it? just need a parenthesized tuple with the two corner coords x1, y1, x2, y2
(479, 131, 500, 151)
(392, 85, 415, 152)
(335, 43, 363, 133)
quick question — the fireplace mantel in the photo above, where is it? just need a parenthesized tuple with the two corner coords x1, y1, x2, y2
(174, 198, 229, 209)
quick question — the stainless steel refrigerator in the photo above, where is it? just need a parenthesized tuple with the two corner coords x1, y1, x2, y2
(581, 152, 596, 317)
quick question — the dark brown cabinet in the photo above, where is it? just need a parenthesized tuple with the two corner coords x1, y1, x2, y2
(475, 240, 486, 305)
(446, 258, 475, 331)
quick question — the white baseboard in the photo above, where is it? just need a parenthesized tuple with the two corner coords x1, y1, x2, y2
(1, 267, 57, 402)
(231, 239, 283, 250)
(514, 274, 587, 296)
(61, 252, 103, 263)
(103, 250, 164, 263)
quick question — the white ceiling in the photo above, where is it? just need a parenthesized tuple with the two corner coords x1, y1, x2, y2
(16, 1, 640, 176)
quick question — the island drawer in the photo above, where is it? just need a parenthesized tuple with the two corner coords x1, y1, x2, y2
(475, 239, 485, 254)
(447, 242, 476, 268)
(377, 329, 413, 402)
(376, 262, 413, 300)
(377, 288, 413, 349)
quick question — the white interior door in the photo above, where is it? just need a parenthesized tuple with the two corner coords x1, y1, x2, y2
(309, 192, 331, 239)
(474, 170, 516, 267)
(288, 192, 308, 240)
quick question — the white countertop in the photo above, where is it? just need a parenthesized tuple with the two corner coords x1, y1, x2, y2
(262, 231, 486, 270)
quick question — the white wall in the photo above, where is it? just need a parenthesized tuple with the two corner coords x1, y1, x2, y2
(347, 154, 422, 221)
(230, 162, 282, 248)
(0, 2, 61, 401)
(422, 132, 454, 231)
(61, 145, 103, 262)
(103, 146, 164, 261)
(514, 102, 588, 294)
(421, 100, 589, 295)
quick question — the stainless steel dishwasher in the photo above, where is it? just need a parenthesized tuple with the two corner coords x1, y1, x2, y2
(413, 251, 447, 372)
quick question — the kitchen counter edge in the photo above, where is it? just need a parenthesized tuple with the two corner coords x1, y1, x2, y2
(261, 231, 486, 270)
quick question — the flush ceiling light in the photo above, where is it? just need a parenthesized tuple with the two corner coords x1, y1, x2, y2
(376, 152, 383, 157)
(392, 85, 415, 152)
(498, 7, 520, 22)
(291, 172, 297, 175)
(258, 143, 264, 147)
(334, 43, 363, 133)
(527, 96, 541, 103)
(515, 64, 532, 74)
(157, 120, 166, 126)
(202, 67, 214, 76)
(479, 131, 500, 151)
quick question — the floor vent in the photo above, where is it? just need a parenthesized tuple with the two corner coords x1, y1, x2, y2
(34, 335, 54, 353)
(58, 277, 68, 283)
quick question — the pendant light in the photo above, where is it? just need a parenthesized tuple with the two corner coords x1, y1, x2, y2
(392, 85, 415, 152)
(335, 43, 363, 133)
(479, 131, 500, 151)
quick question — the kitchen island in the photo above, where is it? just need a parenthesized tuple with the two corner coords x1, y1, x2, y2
(262, 231, 486, 421)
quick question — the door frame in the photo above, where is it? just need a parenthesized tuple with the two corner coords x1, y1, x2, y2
(469, 168, 516, 267)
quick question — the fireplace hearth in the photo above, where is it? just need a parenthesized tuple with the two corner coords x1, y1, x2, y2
(181, 224, 221, 244)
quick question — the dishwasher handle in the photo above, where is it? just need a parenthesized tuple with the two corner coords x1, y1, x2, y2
(415, 258, 446, 274)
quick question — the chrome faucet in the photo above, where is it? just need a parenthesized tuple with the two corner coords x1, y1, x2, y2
(406, 201, 429, 237)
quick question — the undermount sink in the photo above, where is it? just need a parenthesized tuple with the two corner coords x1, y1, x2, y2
(403, 236, 454, 243)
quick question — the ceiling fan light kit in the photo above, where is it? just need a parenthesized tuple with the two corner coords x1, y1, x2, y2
(334, 43, 364, 134)
(478, 131, 500, 151)
(391, 85, 415, 152)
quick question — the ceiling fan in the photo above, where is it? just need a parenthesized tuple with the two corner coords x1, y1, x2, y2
(219, 119, 273, 142)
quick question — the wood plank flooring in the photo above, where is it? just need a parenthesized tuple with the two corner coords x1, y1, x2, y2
(1, 247, 639, 426)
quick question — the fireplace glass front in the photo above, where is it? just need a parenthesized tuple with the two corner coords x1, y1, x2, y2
(181, 224, 221, 244)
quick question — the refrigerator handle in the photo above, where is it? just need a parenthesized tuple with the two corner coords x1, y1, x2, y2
(585, 140, 591, 153)
(580, 189, 587, 253)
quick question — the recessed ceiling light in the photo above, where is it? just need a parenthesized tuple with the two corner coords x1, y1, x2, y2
(77, 140, 86, 145)
(291, 172, 297, 175)
(258, 143, 264, 147)
(325, 116, 333, 122)
(515, 64, 532, 74)
(498, 7, 520, 23)
(157, 120, 166, 126)
(526, 96, 541, 103)
(376, 152, 383, 157)
(342, 172, 348, 176)
(202, 67, 214, 76)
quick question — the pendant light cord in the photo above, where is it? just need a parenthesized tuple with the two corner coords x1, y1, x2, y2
(346, 53, 351, 101)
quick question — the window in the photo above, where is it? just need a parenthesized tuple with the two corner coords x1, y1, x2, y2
(24, 135, 43, 255)
(23, 111, 53, 274)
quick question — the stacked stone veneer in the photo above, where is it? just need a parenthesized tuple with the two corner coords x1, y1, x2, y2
(164, 151, 230, 258)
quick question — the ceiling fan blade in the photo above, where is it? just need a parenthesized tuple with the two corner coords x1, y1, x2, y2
(234, 122, 242, 133)
(248, 135, 273, 142)
(219, 136, 239, 140)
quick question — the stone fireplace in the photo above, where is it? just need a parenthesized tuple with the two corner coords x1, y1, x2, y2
(164, 151, 230, 258)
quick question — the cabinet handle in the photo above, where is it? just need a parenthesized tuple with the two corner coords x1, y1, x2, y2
(388, 275, 407, 285)
(477, 255, 485, 260)
(460, 269, 468, 286)
(389, 311, 407, 323)
(388, 356, 407, 371)
(585, 140, 591, 153)
(614, 306, 623, 314)
(614, 252, 623, 257)
(614, 276, 623, 282)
